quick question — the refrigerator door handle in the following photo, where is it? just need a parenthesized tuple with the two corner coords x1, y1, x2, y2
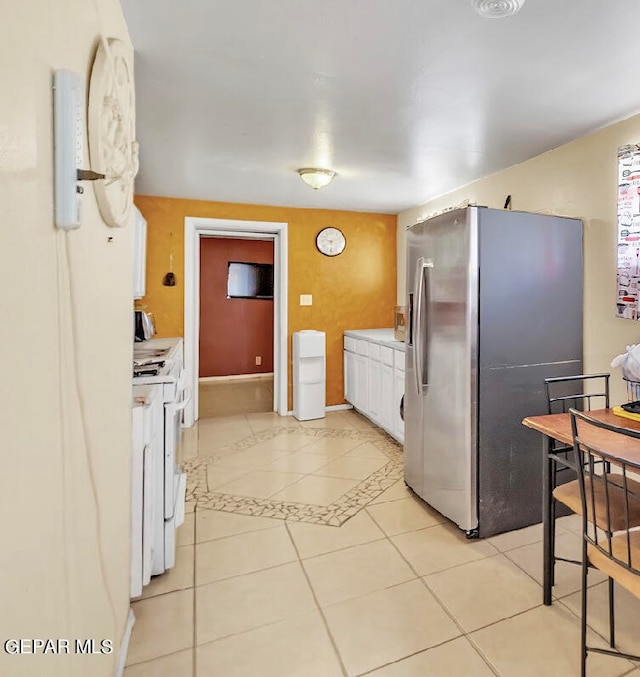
(413, 258, 433, 395)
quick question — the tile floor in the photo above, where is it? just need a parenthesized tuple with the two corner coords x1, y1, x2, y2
(125, 410, 640, 677)
(198, 376, 274, 418)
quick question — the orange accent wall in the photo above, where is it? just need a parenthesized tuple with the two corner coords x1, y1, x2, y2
(200, 238, 274, 377)
(134, 195, 397, 408)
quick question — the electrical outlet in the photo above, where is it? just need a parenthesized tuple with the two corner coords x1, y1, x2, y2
(300, 294, 312, 306)
(255, 356, 262, 366)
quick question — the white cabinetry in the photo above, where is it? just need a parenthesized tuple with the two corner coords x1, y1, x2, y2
(133, 205, 147, 300)
(344, 330, 405, 444)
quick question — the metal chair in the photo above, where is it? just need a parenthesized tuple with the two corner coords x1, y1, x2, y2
(543, 374, 611, 591)
(569, 409, 640, 675)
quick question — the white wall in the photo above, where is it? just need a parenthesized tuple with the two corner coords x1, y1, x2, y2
(0, 2, 134, 675)
(397, 114, 640, 404)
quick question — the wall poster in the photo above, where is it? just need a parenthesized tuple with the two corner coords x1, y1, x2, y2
(616, 144, 640, 320)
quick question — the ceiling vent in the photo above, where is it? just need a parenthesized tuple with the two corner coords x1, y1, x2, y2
(471, 0, 525, 18)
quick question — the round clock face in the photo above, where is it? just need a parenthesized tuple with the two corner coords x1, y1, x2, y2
(316, 227, 346, 257)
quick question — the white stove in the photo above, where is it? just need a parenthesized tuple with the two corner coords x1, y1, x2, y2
(132, 337, 188, 580)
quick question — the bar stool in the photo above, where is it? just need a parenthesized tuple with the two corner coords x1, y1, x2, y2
(569, 409, 640, 675)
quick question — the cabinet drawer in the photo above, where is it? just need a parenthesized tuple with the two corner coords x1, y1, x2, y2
(356, 340, 369, 356)
(381, 346, 394, 366)
(344, 336, 357, 353)
(394, 349, 405, 372)
(368, 342, 380, 361)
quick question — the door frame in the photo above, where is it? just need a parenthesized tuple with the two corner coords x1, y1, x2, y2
(184, 217, 288, 425)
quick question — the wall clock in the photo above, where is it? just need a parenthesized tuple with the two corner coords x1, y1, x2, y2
(88, 37, 139, 228)
(316, 227, 346, 257)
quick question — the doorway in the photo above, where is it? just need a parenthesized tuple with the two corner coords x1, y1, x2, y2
(198, 237, 275, 417)
(184, 218, 288, 426)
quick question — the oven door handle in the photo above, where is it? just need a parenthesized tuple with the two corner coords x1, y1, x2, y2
(169, 387, 191, 413)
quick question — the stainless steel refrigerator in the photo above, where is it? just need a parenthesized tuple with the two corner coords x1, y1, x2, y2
(404, 207, 583, 538)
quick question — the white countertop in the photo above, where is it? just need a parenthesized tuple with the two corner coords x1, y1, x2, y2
(344, 328, 406, 351)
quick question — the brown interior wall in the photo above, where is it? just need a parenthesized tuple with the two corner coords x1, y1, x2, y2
(199, 238, 274, 377)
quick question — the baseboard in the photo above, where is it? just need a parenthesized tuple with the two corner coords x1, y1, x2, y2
(286, 404, 353, 416)
(114, 608, 135, 677)
(199, 373, 274, 383)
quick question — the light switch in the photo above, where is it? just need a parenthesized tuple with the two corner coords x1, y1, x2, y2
(300, 294, 313, 306)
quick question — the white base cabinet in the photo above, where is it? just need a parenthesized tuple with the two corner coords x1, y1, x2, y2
(344, 330, 405, 444)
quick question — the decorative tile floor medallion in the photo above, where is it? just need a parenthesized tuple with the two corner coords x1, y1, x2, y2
(183, 426, 403, 526)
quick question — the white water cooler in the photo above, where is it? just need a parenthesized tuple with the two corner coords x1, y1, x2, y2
(292, 330, 326, 421)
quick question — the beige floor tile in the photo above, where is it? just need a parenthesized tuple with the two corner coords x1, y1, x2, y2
(196, 561, 317, 644)
(214, 469, 304, 499)
(470, 603, 634, 677)
(561, 581, 640, 657)
(391, 523, 498, 575)
(425, 553, 542, 632)
(343, 442, 390, 460)
(303, 539, 416, 606)
(367, 496, 445, 536)
(324, 579, 460, 676)
(250, 432, 317, 452)
(197, 427, 253, 454)
(270, 474, 360, 505)
(246, 412, 302, 433)
(196, 508, 282, 542)
(195, 526, 296, 585)
(299, 417, 355, 431)
(178, 425, 198, 462)
(313, 455, 388, 480)
(487, 522, 545, 552)
(259, 450, 332, 473)
(176, 512, 195, 546)
(123, 649, 193, 677)
(299, 436, 364, 457)
(205, 464, 249, 490)
(368, 636, 494, 677)
(556, 512, 583, 534)
(505, 531, 606, 599)
(288, 509, 385, 559)
(138, 545, 194, 599)
(212, 446, 294, 470)
(370, 479, 414, 505)
(127, 589, 194, 665)
(196, 611, 343, 677)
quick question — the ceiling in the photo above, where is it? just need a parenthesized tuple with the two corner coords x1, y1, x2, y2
(122, 0, 640, 214)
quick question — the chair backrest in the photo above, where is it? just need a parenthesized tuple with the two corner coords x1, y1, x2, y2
(570, 409, 640, 577)
(544, 373, 610, 415)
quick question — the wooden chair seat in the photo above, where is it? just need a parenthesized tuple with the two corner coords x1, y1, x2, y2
(552, 475, 640, 532)
(588, 530, 640, 599)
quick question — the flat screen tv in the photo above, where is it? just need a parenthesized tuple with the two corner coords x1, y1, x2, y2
(227, 261, 274, 300)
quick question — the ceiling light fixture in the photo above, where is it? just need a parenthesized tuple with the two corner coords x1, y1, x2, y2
(471, 0, 525, 19)
(297, 167, 337, 190)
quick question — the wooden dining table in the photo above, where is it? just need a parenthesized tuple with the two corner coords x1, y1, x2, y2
(522, 408, 640, 605)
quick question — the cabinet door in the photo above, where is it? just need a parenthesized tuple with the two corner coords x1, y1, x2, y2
(354, 354, 368, 413)
(380, 363, 394, 432)
(367, 356, 381, 423)
(344, 350, 356, 404)
(394, 367, 405, 443)
(133, 206, 147, 300)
